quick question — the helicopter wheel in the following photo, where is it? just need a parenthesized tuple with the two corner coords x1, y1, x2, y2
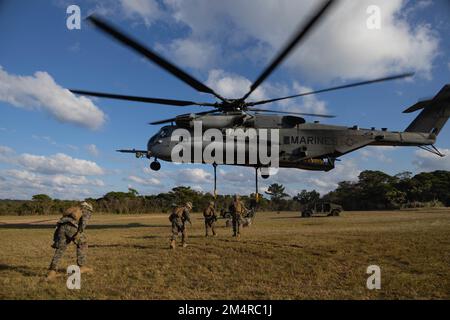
(261, 174, 270, 179)
(150, 160, 161, 171)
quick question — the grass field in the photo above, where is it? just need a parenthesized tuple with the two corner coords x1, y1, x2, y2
(0, 209, 449, 299)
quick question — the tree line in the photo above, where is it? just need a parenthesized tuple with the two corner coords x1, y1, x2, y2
(0, 170, 448, 215)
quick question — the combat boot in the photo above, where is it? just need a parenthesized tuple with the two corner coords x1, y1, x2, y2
(170, 239, 176, 249)
(45, 270, 58, 281)
(79, 266, 94, 274)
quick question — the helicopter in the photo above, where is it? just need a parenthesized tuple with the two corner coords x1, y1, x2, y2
(70, 0, 449, 196)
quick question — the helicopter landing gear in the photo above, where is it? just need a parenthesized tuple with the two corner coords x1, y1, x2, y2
(260, 167, 270, 179)
(150, 159, 161, 171)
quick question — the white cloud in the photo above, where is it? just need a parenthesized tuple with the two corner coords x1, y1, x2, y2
(219, 167, 253, 183)
(120, 0, 162, 26)
(163, 0, 439, 80)
(0, 169, 104, 199)
(0, 66, 105, 129)
(4, 170, 104, 188)
(32, 135, 57, 145)
(0, 145, 14, 162)
(143, 167, 212, 186)
(279, 82, 328, 114)
(0, 146, 104, 176)
(156, 38, 219, 70)
(136, 156, 361, 196)
(206, 69, 266, 100)
(0, 145, 14, 155)
(265, 160, 361, 195)
(86, 144, 100, 157)
(127, 175, 161, 186)
(17, 153, 104, 176)
(206, 69, 329, 114)
(174, 168, 212, 184)
(0, 146, 106, 199)
(86, 0, 162, 27)
(358, 146, 395, 163)
(413, 148, 450, 171)
(68, 42, 80, 53)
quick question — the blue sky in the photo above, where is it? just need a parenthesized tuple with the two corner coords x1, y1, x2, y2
(0, 0, 449, 200)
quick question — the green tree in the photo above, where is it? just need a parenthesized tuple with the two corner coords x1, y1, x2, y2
(32, 194, 52, 202)
(128, 188, 139, 197)
(31, 194, 53, 215)
(265, 183, 289, 210)
(294, 190, 320, 204)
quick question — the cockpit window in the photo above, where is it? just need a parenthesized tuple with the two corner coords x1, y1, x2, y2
(159, 127, 170, 138)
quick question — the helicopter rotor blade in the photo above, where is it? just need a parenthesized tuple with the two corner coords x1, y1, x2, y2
(247, 72, 414, 107)
(149, 117, 179, 125)
(87, 15, 226, 102)
(240, 0, 336, 101)
(247, 108, 335, 118)
(149, 110, 218, 125)
(70, 89, 216, 107)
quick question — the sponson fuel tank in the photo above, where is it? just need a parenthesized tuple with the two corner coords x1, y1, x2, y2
(174, 113, 306, 129)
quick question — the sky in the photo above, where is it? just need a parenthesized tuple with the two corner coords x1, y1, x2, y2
(0, 0, 449, 200)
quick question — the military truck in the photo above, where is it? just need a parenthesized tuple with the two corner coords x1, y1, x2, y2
(301, 201, 342, 217)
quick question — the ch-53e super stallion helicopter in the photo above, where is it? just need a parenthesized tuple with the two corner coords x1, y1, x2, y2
(71, 0, 449, 198)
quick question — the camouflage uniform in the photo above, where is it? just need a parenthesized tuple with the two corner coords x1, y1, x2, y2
(230, 195, 246, 237)
(169, 202, 192, 248)
(48, 203, 93, 271)
(203, 202, 217, 237)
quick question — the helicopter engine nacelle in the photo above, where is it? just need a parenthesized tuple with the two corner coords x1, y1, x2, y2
(175, 113, 247, 129)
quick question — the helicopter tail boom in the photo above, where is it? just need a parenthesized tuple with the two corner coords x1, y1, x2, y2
(404, 84, 450, 137)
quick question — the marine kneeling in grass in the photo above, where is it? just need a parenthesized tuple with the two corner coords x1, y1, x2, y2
(46, 201, 94, 281)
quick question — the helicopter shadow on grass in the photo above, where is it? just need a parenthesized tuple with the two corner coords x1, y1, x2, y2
(214, 238, 305, 252)
(270, 215, 336, 220)
(0, 263, 41, 277)
(89, 243, 158, 250)
(0, 223, 168, 230)
(126, 235, 167, 241)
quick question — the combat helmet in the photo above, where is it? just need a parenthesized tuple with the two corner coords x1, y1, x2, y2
(81, 201, 93, 211)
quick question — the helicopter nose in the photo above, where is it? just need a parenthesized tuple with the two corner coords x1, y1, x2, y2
(147, 139, 155, 153)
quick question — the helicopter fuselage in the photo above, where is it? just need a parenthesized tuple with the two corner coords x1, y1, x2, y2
(144, 117, 435, 172)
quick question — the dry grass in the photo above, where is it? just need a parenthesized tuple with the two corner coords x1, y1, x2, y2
(0, 209, 449, 299)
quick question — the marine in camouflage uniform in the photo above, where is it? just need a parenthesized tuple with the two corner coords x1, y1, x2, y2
(169, 201, 192, 249)
(46, 201, 94, 280)
(229, 195, 246, 238)
(203, 201, 217, 237)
